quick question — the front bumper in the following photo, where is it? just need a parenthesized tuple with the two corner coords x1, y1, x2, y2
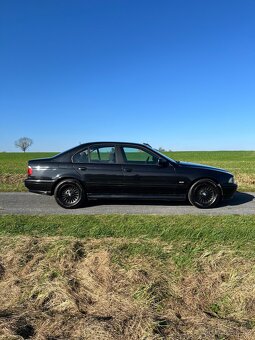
(24, 178, 54, 195)
(221, 183, 238, 199)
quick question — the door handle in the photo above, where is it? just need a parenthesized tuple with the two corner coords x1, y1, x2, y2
(78, 167, 87, 171)
(123, 168, 132, 172)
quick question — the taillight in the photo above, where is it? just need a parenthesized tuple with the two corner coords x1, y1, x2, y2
(27, 166, 33, 176)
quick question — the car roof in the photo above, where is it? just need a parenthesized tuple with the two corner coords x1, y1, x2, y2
(84, 141, 146, 145)
(79, 141, 152, 148)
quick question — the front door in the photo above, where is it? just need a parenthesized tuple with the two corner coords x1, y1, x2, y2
(120, 146, 181, 198)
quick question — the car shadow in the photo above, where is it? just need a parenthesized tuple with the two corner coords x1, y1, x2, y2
(219, 191, 254, 207)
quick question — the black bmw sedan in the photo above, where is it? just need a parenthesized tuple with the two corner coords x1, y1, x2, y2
(24, 142, 237, 209)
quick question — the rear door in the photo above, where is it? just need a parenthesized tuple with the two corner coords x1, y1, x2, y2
(72, 144, 123, 196)
(120, 145, 180, 198)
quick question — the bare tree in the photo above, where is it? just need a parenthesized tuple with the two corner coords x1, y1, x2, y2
(15, 137, 33, 152)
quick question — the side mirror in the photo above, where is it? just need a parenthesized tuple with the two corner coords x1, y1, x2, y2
(157, 158, 168, 167)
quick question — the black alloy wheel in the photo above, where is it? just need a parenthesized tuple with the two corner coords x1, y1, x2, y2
(188, 179, 221, 209)
(54, 180, 85, 209)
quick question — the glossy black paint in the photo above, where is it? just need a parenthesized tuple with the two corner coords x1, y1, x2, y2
(24, 142, 237, 204)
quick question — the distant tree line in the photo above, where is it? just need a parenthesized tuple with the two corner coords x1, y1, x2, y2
(158, 147, 172, 152)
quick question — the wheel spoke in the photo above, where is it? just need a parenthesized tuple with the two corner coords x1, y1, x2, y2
(194, 184, 217, 207)
(59, 184, 80, 206)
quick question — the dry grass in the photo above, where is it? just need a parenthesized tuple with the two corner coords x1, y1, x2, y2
(0, 237, 254, 339)
(0, 174, 26, 192)
(236, 174, 255, 192)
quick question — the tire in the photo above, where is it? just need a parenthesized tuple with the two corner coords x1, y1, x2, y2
(188, 179, 221, 209)
(54, 180, 85, 209)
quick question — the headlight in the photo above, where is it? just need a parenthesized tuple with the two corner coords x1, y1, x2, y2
(228, 176, 236, 184)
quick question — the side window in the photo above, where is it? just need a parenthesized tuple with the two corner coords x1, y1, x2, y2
(89, 146, 116, 163)
(73, 148, 89, 163)
(72, 146, 116, 163)
(122, 147, 158, 164)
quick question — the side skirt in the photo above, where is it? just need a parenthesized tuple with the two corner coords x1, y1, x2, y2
(87, 194, 186, 201)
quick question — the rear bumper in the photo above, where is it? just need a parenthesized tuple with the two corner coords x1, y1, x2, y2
(24, 179, 54, 195)
(221, 184, 238, 199)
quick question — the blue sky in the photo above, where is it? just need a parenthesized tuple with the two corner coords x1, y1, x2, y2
(0, 0, 254, 152)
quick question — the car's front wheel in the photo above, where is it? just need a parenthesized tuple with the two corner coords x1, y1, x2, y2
(54, 180, 85, 209)
(188, 179, 221, 209)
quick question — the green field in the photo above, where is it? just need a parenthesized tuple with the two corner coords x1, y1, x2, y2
(0, 152, 57, 191)
(0, 214, 255, 339)
(0, 150, 254, 191)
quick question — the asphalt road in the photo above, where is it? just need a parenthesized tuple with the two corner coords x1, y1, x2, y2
(0, 191, 254, 215)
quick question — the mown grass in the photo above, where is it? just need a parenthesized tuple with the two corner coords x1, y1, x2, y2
(0, 150, 254, 191)
(0, 215, 254, 263)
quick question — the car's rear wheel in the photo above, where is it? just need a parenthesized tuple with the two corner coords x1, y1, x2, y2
(54, 180, 85, 209)
(188, 179, 221, 209)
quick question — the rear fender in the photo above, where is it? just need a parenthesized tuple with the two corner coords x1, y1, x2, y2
(51, 174, 84, 195)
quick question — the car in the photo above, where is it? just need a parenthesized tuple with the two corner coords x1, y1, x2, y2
(24, 142, 237, 209)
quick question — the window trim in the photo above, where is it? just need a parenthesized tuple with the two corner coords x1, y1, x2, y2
(72, 144, 118, 164)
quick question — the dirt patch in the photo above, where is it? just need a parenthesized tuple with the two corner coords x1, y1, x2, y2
(0, 260, 5, 279)
(0, 237, 254, 339)
(14, 317, 35, 338)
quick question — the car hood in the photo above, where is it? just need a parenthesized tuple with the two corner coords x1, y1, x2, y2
(177, 161, 231, 174)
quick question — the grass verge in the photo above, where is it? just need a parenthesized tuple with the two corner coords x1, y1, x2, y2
(0, 214, 255, 339)
(0, 214, 254, 255)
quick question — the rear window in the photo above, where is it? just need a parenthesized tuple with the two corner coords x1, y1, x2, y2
(73, 146, 116, 163)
